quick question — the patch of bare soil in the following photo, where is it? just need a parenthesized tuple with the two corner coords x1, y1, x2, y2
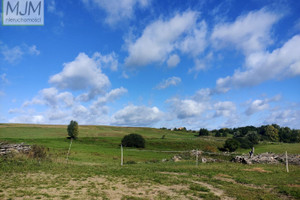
(2, 173, 193, 200)
(214, 174, 236, 184)
(191, 180, 235, 200)
(158, 171, 188, 176)
(288, 184, 300, 188)
(243, 167, 271, 173)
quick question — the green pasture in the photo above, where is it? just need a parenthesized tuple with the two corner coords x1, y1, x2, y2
(0, 123, 299, 199)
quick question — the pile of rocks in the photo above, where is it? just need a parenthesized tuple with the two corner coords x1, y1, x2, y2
(0, 142, 31, 156)
(232, 152, 300, 165)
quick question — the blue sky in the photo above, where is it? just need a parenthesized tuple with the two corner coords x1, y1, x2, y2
(1, 0, 300, 129)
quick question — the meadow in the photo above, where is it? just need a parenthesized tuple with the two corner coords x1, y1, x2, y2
(0, 123, 299, 200)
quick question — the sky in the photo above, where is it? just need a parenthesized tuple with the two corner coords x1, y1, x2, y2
(0, 0, 300, 130)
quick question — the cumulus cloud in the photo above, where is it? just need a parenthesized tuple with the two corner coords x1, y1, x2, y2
(155, 77, 181, 90)
(167, 98, 208, 119)
(82, 0, 150, 25)
(214, 101, 236, 117)
(216, 35, 300, 91)
(23, 87, 74, 108)
(167, 54, 180, 68)
(125, 11, 198, 67)
(91, 87, 128, 108)
(211, 8, 280, 55)
(112, 105, 163, 126)
(49, 53, 110, 101)
(93, 52, 119, 71)
(180, 20, 207, 57)
(245, 95, 281, 115)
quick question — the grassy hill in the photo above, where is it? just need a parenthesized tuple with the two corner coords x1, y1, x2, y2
(0, 123, 299, 199)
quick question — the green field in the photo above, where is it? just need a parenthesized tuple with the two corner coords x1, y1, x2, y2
(0, 123, 299, 200)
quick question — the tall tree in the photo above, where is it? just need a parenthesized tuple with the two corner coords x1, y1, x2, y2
(264, 125, 279, 141)
(67, 120, 79, 139)
(198, 128, 209, 136)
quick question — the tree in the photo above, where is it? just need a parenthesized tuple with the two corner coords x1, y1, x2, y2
(247, 131, 259, 145)
(67, 120, 79, 139)
(121, 134, 145, 148)
(222, 132, 228, 137)
(223, 138, 239, 152)
(215, 131, 221, 137)
(198, 128, 209, 136)
(264, 125, 279, 141)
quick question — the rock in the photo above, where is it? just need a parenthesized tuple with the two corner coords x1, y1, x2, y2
(232, 153, 300, 165)
(172, 155, 182, 162)
(201, 158, 207, 163)
(190, 150, 203, 156)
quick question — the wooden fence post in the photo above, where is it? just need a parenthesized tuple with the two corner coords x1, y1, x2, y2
(196, 149, 199, 166)
(286, 151, 289, 173)
(121, 144, 123, 166)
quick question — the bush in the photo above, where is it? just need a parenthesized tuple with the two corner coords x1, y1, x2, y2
(67, 120, 79, 139)
(121, 133, 145, 148)
(28, 145, 48, 159)
(203, 145, 217, 153)
(234, 137, 253, 149)
(221, 138, 240, 152)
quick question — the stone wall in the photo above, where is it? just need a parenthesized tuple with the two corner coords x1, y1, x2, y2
(0, 142, 31, 156)
(232, 152, 300, 165)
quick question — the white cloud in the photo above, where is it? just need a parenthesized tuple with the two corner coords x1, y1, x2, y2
(188, 59, 206, 74)
(167, 54, 180, 68)
(82, 0, 150, 25)
(112, 105, 163, 126)
(28, 45, 40, 55)
(2, 46, 23, 64)
(264, 109, 300, 129)
(156, 77, 181, 90)
(91, 87, 128, 108)
(245, 95, 281, 115)
(93, 52, 118, 71)
(9, 115, 45, 124)
(211, 8, 280, 55)
(23, 87, 74, 108)
(246, 99, 269, 115)
(168, 98, 208, 119)
(1, 44, 40, 64)
(180, 20, 207, 57)
(214, 101, 236, 117)
(216, 35, 300, 91)
(49, 53, 110, 101)
(125, 11, 198, 67)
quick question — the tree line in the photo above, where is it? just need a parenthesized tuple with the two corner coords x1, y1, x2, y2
(197, 124, 300, 152)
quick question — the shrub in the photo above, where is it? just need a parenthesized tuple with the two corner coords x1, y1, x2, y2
(121, 133, 145, 148)
(222, 138, 239, 152)
(67, 120, 79, 139)
(203, 145, 217, 153)
(234, 137, 253, 149)
(28, 145, 48, 159)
